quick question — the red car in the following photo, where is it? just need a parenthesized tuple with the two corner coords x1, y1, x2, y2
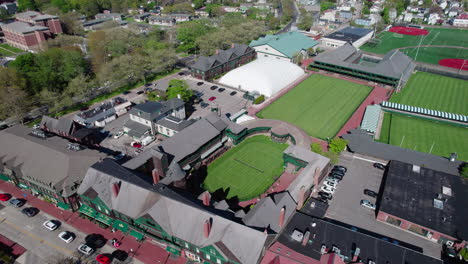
(208, 96, 216, 101)
(131, 142, 142, 148)
(95, 254, 111, 264)
(0, 194, 11, 201)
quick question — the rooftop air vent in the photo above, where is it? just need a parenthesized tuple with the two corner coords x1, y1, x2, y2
(291, 229, 304, 242)
(412, 165, 420, 173)
(442, 186, 452, 196)
(433, 198, 444, 210)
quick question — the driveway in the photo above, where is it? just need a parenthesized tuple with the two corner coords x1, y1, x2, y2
(324, 152, 442, 258)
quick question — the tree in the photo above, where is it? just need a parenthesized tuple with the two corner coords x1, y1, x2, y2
(18, 0, 38, 11)
(329, 138, 349, 154)
(461, 163, 468, 179)
(88, 30, 108, 72)
(0, 68, 30, 121)
(193, 0, 205, 9)
(320, 1, 335, 11)
(266, 15, 281, 30)
(0, 7, 11, 21)
(60, 12, 85, 35)
(176, 20, 214, 53)
(166, 79, 194, 102)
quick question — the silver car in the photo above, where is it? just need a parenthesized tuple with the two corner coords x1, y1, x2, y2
(360, 199, 376, 210)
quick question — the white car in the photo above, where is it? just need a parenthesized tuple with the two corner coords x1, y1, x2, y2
(325, 177, 339, 184)
(113, 131, 124, 139)
(58, 231, 74, 243)
(360, 199, 376, 210)
(43, 220, 59, 231)
(324, 181, 337, 189)
(320, 185, 335, 194)
(78, 244, 94, 255)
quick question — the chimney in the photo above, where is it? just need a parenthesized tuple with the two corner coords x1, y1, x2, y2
(177, 94, 181, 100)
(204, 218, 212, 238)
(112, 182, 120, 197)
(279, 207, 285, 228)
(302, 230, 310, 246)
(215, 49, 219, 55)
(296, 185, 306, 210)
(313, 167, 321, 193)
(231, 43, 235, 49)
(104, 10, 111, 14)
(152, 169, 160, 185)
(202, 191, 211, 206)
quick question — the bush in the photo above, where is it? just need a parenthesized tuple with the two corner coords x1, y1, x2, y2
(254, 95, 265, 104)
(461, 163, 468, 178)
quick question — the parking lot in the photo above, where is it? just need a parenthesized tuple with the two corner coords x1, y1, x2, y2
(183, 76, 252, 119)
(324, 153, 442, 258)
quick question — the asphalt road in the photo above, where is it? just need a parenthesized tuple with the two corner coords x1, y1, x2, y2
(324, 152, 442, 258)
(0, 201, 140, 264)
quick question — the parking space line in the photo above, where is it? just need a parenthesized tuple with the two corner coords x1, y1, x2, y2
(1, 217, 79, 258)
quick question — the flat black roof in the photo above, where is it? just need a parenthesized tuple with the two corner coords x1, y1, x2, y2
(277, 213, 442, 264)
(324, 26, 373, 43)
(379, 160, 468, 240)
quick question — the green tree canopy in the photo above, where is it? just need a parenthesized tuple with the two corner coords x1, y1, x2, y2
(329, 138, 349, 154)
(0, 68, 30, 120)
(176, 19, 215, 53)
(166, 79, 194, 102)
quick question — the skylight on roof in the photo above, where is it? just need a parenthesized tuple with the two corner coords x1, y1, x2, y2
(433, 199, 444, 210)
(442, 186, 452, 196)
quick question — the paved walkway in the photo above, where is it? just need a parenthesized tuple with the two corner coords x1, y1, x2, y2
(0, 181, 185, 264)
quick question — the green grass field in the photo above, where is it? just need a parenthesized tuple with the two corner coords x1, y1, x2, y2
(257, 74, 372, 139)
(360, 27, 468, 65)
(203, 136, 288, 201)
(390, 72, 468, 115)
(0, 44, 23, 53)
(379, 113, 468, 161)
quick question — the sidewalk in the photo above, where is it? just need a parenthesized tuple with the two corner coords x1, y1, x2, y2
(0, 181, 185, 264)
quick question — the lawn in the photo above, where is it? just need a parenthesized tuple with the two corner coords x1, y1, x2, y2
(257, 74, 373, 139)
(360, 27, 468, 65)
(378, 113, 468, 161)
(203, 136, 288, 201)
(0, 44, 23, 53)
(390, 72, 468, 115)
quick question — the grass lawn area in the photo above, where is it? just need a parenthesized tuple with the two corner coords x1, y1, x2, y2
(400, 47, 468, 65)
(257, 74, 372, 139)
(378, 113, 468, 161)
(390, 72, 468, 115)
(0, 49, 15, 56)
(0, 43, 23, 53)
(203, 136, 288, 201)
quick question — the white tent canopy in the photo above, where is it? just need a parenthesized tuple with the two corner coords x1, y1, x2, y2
(219, 58, 305, 97)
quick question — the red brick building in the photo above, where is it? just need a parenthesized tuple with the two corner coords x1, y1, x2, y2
(1, 11, 62, 51)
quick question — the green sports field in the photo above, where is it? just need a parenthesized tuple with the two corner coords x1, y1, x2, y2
(379, 113, 468, 161)
(257, 74, 373, 139)
(390, 72, 468, 115)
(360, 27, 468, 65)
(203, 136, 288, 201)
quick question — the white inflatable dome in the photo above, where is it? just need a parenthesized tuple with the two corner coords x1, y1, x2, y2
(219, 58, 305, 97)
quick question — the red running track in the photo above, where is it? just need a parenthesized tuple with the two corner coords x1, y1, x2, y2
(0, 181, 184, 264)
(389, 26, 429, 36)
(439, 58, 468, 71)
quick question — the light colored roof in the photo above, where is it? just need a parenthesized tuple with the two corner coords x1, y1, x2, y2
(33, 14, 57, 20)
(0, 125, 106, 197)
(219, 58, 305, 97)
(15, 11, 41, 18)
(250, 31, 318, 58)
(360, 104, 381, 133)
(1, 21, 48, 33)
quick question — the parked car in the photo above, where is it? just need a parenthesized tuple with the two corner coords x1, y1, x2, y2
(208, 96, 216, 101)
(136, 90, 144, 95)
(78, 244, 94, 255)
(318, 191, 332, 200)
(43, 220, 60, 231)
(197, 82, 204, 86)
(9, 198, 25, 208)
(21, 207, 39, 217)
(325, 177, 339, 183)
(373, 163, 386, 170)
(113, 131, 124, 139)
(364, 189, 378, 198)
(0, 193, 11, 201)
(360, 199, 376, 210)
(333, 165, 347, 173)
(229, 91, 237, 96)
(320, 185, 335, 194)
(141, 136, 155, 146)
(59, 231, 75, 243)
(218, 88, 225, 92)
(114, 153, 125, 161)
(210, 85, 218, 90)
(316, 196, 329, 203)
(131, 142, 142, 148)
(324, 181, 337, 189)
(329, 172, 343, 179)
(330, 169, 345, 176)
(122, 91, 131, 95)
(200, 102, 209, 108)
(96, 254, 112, 264)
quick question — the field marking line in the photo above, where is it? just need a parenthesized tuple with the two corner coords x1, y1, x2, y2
(0, 217, 80, 258)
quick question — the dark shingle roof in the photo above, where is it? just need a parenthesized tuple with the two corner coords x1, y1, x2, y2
(156, 116, 195, 132)
(324, 26, 373, 43)
(190, 44, 253, 71)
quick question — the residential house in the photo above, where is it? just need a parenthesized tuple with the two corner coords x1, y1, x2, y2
(148, 16, 176, 26)
(446, 6, 463, 17)
(339, 11, 353, 19)
(0, 2, 16, 14)
(428, 12, 441, 24)
(1, 11, 62, 51)
(370, 4, 382, 13)
(123, 98, 186, 140)
(95, 12, 123, 21)
(250, 31, 318, 61)
(452, 12, 468, 27)
(40, 116, 100, 146)
(190, 43, 256, 80)
(337, 4, 351, 11)
(0, 125, 106, 211)
(83, 18, 128, 31)
(223, 6, 239, 13)
(134, 13, 151, 22)
(168, 13, 191, 22)
(404, 12, 414, 22)
(195, 8, 209, 17)
(354, 17, 373, 26)
(74, 97, 130, 128)
(319, 9, 338, 23)
(389, 8, 397, 21)
(440, 0, 448, 9)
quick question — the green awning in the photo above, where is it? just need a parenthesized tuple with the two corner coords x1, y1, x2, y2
(95, 213, 114, 226)
(78, 204, 97, 218)
(129, 229, 144, 241)
(18, 183, 29, 189)
(166, 246, 181, 255)
(57, 202, 70, 210)
(112, 219, 129, 232)
(0, 174, 10, 181)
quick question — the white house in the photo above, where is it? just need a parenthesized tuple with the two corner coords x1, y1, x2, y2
(389, 8, 397, 21)
(452, 13, 468, 27)
(404, 12, 413, 22)
(427, 13, 440, 24)
(440, 1, 448, 9)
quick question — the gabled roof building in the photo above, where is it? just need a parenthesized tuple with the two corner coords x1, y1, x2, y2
(320, 26, 373, 49)
(312, 43, 416, 86)
(190, 44, 256, 80)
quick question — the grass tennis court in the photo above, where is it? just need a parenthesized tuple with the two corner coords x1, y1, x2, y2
(390, 72, 468, 115)
(257, 74, 373, 139)
(378, 113, 468, 161)
(360, 27, 468, 65)
(203, 136, 288, 201)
